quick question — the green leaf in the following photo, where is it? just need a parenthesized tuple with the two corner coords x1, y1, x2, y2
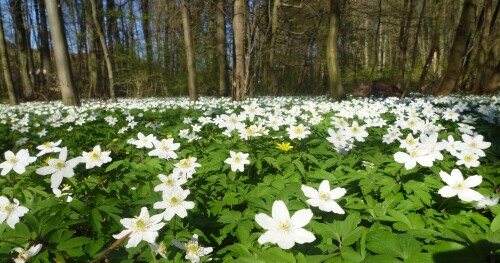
(490, 214, 500, 232)
(105, 160, 123, 172)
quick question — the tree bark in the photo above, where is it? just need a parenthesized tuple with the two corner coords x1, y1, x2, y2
(326, 0, 343, 100)
(9, 0, 34, 99)
(419, 0, 445, 86)
(182, 0, 198, 101)
(232, 0, 246, 101)
(0, 6, 18, 105)
(396, 0, 416, 92)
(36, 0, 53, 92)
(269, 0, 280, 95)
(471, 0, 495, 94)
(90, 0, 116, 102)
(435, 0, 475, 96)
(408, 0, 427, 89)
(141, 0, 153, 66)
(216, 0, 229, 97)
(44, 0, 80, 106)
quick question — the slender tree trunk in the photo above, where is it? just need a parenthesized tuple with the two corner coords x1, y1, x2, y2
(435, 0, 475, 96)
(370, 0, 382, 78)
(327, 0, 343, 100)
(9, 0, 34, 100)
(37, 0, 53, 92)
(364, 18, 370, 68)
(232, 0, 246, 101)
(181, 0, 198, 101)
(269, 0, 280, 95)
(216, 0, 229, 97)
(407, 0, 427, 90)
(419, 0, 445, 85)
(397, 0, 416, 92)
(44, 0, 80, 106)
(86, 2, 101, 98)
(141, 0, 153, 66)
(90, 0, 116, 102)
(0, 7, 18, 105)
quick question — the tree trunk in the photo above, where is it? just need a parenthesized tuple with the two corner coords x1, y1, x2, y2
(484, 3, 499, 94)
(182, 0, 198, 101)
(90, 0, 116, 102)
(9, 0, 34, 100)
(435, 0, 475, 96)
(232, 0, 246, 101)
(471, 0, 495, 94)
(0, 6, 18, 105)
(396, 0, 416, 92)
(141, 0, 153, 66)
(269, 0, 280, 95)
(407, 0, 427, 91)
(419, 0, 445, 86)
(36, 0, 53, 92)
(326, 0, 343, 100)
(86, 2, 101, 98)
(44, 0, 80, 106)
(369, 0, 382, 78)
(216, 0, 229, 97)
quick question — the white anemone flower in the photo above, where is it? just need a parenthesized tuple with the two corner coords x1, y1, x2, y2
(12, 244, 42, 263)
(153, 173, 187, 193)
(224, 151, 250, 172)
(0, 149, 36, 176)
(301, 180, 346, 214)
(0, 197, 29, 229)
(438, 169, 483, 202)
(148, 138, 180, 160)
(81, 145, 112, 169)
(172, 234, 213, 263)
(153, 189, 195, 221)
(113, 207, 165, 248)
(36, 140, 62, 156)
(394, 145, 434, 170)
(36, 147, 81, 189)
(173, 157, 201, 179)
(286, 124, 311, 140)
(255, 200, 315, 249)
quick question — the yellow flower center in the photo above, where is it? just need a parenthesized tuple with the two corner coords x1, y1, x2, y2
(455, 182, 465, 190)
(7, 157, 17, 164)
(320, 193, 329, 200)
(3, 203, 13, 212)
(464, 155, 474, 162)
(293, 127, 303, 134)
(278, 220, 291, 232)
(170, 197, 179, 205)
(43, 142, 52, 147)
(234, 156, 241, 163)
(180, 160, 191, 168)
(187, 242, 198, 254)
(166, 179, 174, 186)
(135, 219, 147, 231)
(91, 152, 100, 160)
(55, 161, 65, 169)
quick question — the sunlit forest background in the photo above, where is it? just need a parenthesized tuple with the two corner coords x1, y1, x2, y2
(0, 0, 498, 105)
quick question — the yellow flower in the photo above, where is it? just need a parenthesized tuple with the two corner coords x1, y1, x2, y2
(167, 134, 173, 138)
(112, 138, 119, 143)
(276, 142, 294, 152)
(43, 156, 52, 164)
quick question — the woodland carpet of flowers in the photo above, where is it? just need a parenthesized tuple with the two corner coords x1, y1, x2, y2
(0, 95, 499, 262)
